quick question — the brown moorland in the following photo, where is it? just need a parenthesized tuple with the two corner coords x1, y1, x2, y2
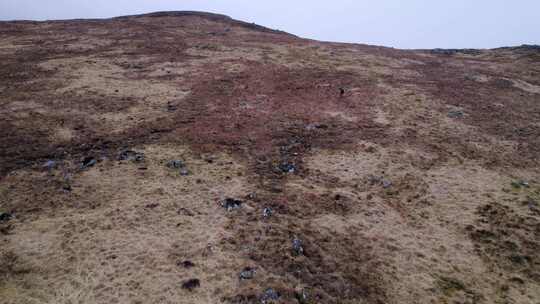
(1, 11, 539, 304)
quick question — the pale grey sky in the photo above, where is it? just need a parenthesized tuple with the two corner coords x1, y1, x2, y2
(1, 0, 538, 49)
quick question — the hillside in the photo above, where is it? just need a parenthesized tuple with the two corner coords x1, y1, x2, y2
(1, 11, 539, 304)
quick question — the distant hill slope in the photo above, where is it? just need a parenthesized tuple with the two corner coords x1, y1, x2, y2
(0, 11, 539, 304)
(116, 11, 294, 35)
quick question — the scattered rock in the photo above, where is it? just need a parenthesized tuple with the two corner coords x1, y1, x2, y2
(221, 198, 243, 211)
(510, 277, 525, 284)
(368, 175, 393, 189)
(145, 203, 159, 209)
(448, 110, 464, 118)
(178, 260, 195, 268)
(0, 212, 12, 222)
(464, 74, 475, 81)
(365, 146, 377, 153)
(260, 288, 280, 304)
(509, 254, 531, 265)
(81, 157, 97, 169)
(178, 208, 195, 216)
(292, 237, 304, 256)
(179, 168, 190, 176)
(339, 87, 345, 96)
(511, 180, 530, 189)
(167, 160, 185, 169)
(382, 180, 392, 189)
(167, 160, 191, 175)
(43, 160, 57, 170)
(263, 207, 273, 218)
(368, 175, 382, 185)
(492, 78, 514, 89)
(118, 150, 145, 162)
(279, 162, 296, 173)
(182, 278, 200, 291)
(167, 101, 177, 112)
(294, 288, 309, 304)
(239, 267, 256, 280)
(202, 244, 213, 257)
(306, 123, 328, 131)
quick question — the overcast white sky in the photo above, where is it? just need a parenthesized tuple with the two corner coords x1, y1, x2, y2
(1, 0, 539, 49)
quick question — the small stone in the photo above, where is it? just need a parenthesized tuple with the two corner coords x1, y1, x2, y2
(365, 146, 377, 153)
(43, 160, 57, 170)
(368, 175, 382, 185)
(306, 123, 328, 131)
(448, 110, 464, 118)
(279, 162, 296, 173)
(0, 212, 12, 222)
(167, 160, 185, 169)
(178, 207, 195, 216)
(145, 203, 159, 209)
(118, 150, 143, 161)
(263, 207, 273, 218)
(292, 237, 304, 256)
(260, 288, 280, 304)
(178, 260, 195, 268)
(181, 279, 200, 291)
(512, 180, 530, 189)
(222, 198, 243, 211)
(519, 180, 530, 188)
(382, 180, 392, 188)
(294, 288, 309, 304)
(106, 254, 117, 260)
(118, 150, 133, 161)
(167, 102, 177, 112)
(239, 267, 255, 280)
(509, 255, 530, 265)
(81, 157, 96, 169)
(179, 168, 190, 176)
